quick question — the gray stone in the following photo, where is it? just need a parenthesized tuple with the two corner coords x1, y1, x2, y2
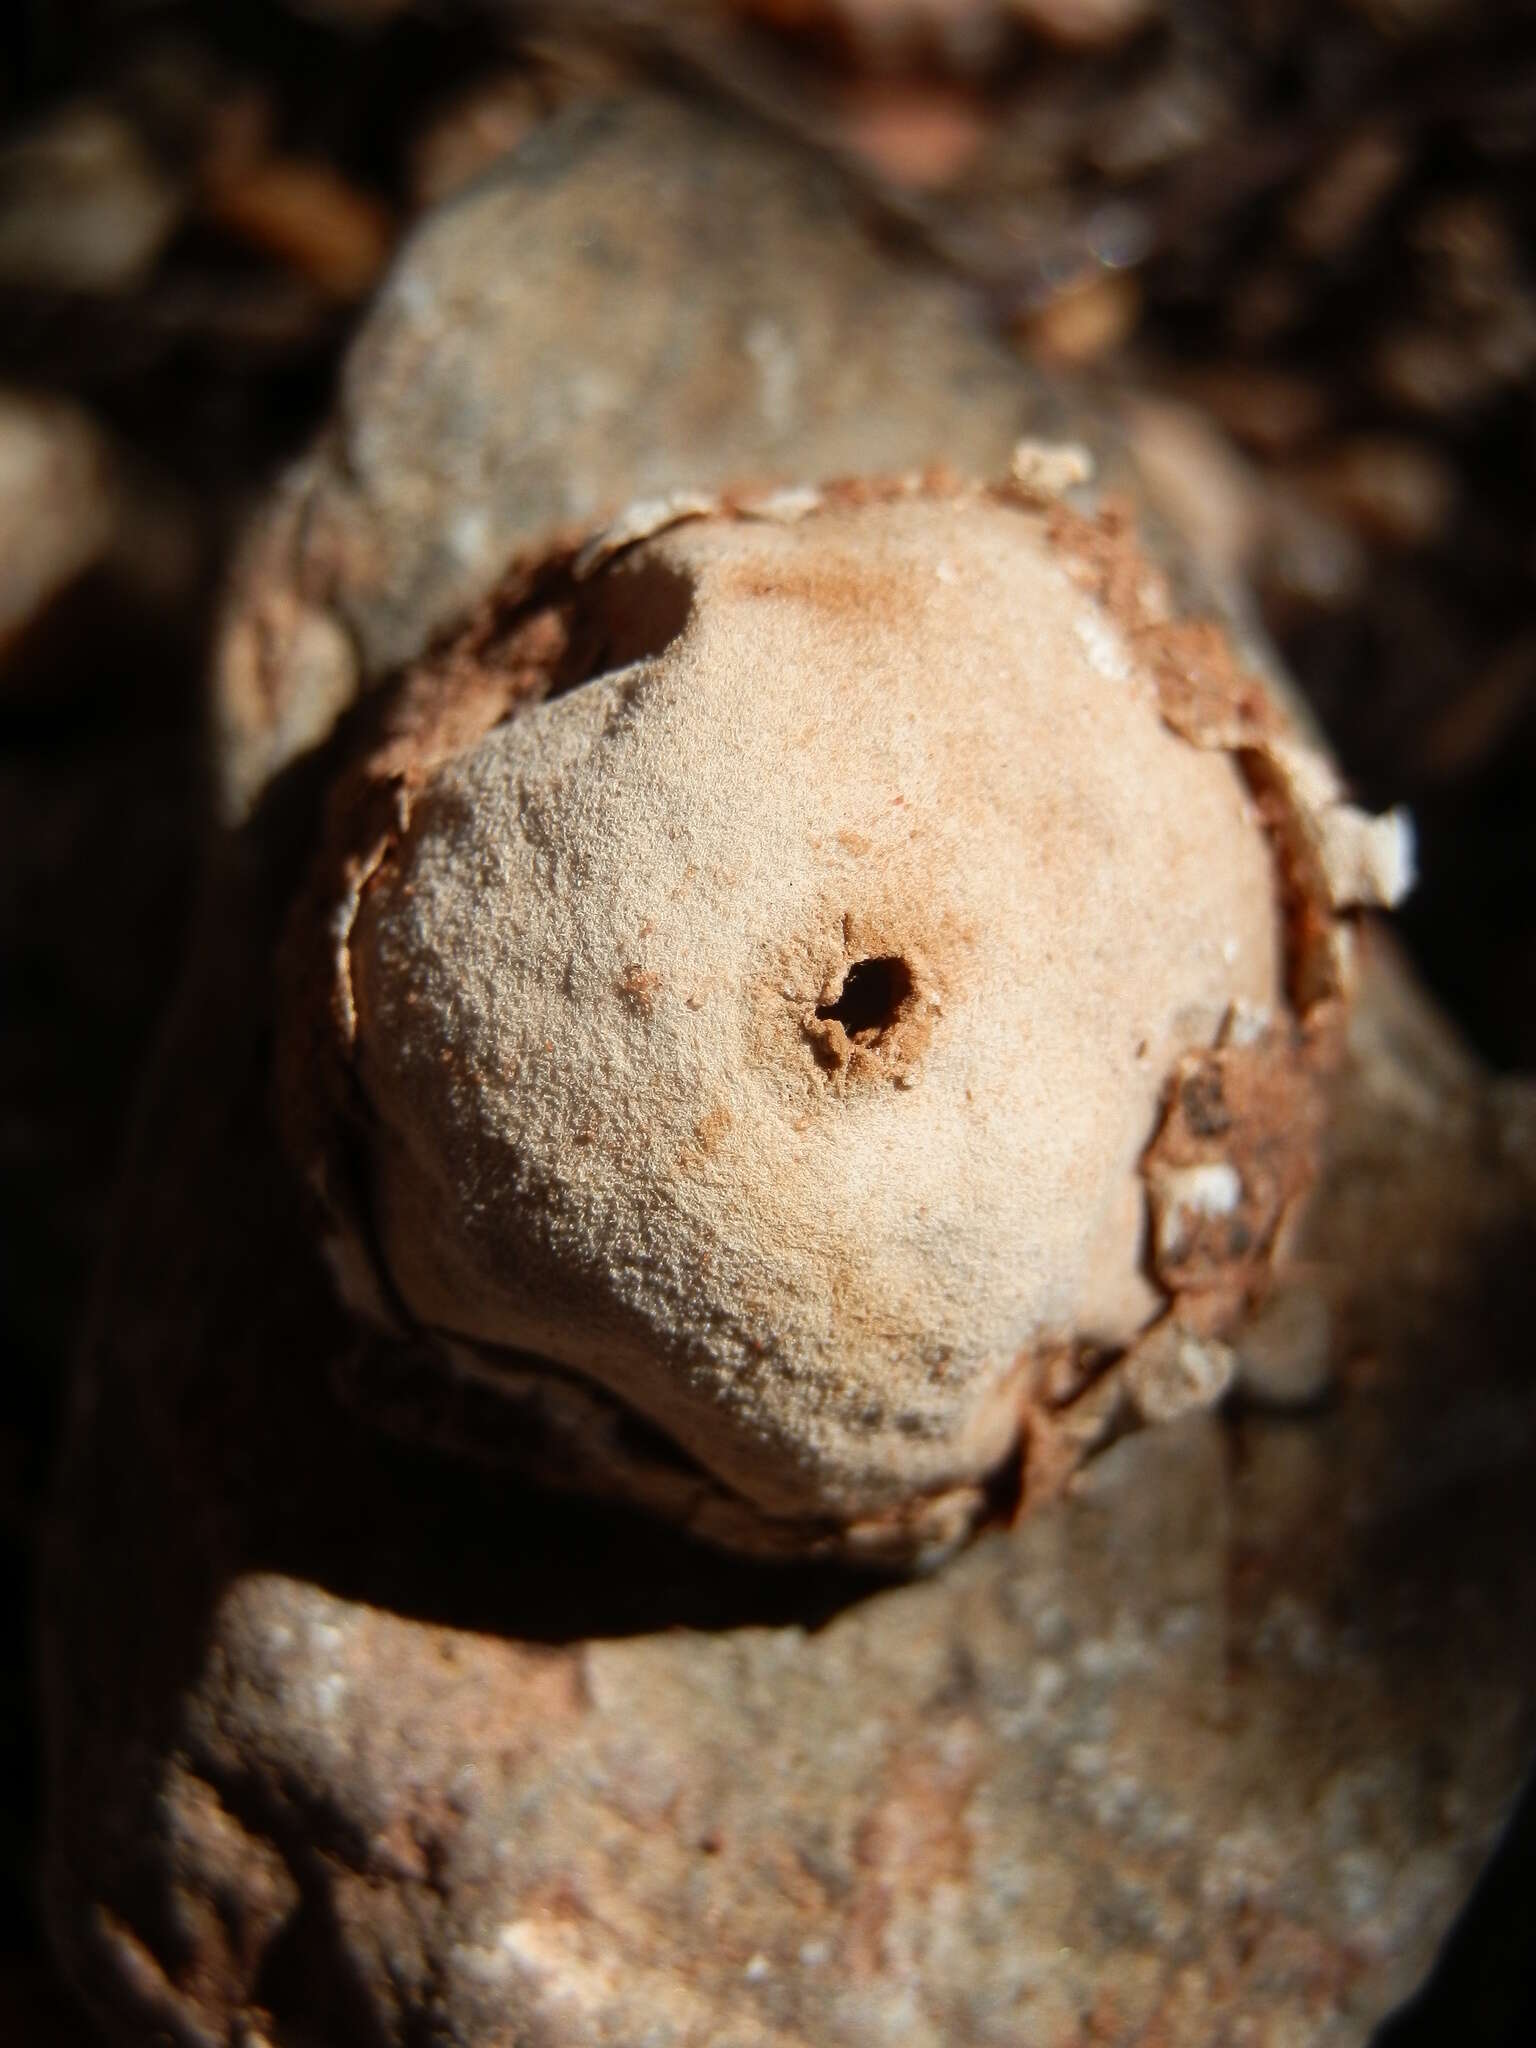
(0, 104, 180, 294)
(210, 93, 1261, 823)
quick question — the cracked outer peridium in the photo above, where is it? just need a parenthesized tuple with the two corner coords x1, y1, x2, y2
(275, 464, 1411, 1564)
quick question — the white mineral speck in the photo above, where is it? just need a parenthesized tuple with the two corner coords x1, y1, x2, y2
(1072, 607, 1133, 684)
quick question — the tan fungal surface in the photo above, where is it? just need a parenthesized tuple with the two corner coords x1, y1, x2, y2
(325, 488, 1301, 1542)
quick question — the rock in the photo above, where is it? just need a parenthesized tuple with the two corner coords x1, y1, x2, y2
(1233, 1285, 1336, 1408)
(835, 79, 990, 190)
(1008, 0, 1159, 52)
(42, 88, 1536, 2048)
(1284, 129, 1407, 261)
(409, 71, 553, 209)
(42, 918, 1536, 2046)
(1288, 436, 1456, 552)
(1171, 366, 1331, 462)
(211, 94, 1168, 824)
(0, 393, 114, 659)
(0, 389, 204, 704)
(0, 104, 180, 294)
(1019, 268, 1142, 367)
(203, 156, 393, 302)
(1119, 395, 1269, 587)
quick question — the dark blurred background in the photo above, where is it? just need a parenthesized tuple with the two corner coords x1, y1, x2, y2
(2, 1, 1534, 2037)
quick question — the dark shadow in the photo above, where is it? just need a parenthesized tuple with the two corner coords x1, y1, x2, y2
(251, 1860, 399, 2048)
(547, 553, 695, 700)
(254, 1341, 894, 1645)
(1373, 1764, 1536, 2048)
(816, 953, 915, 1041)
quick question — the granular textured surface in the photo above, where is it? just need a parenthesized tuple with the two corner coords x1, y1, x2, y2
(318, 491, 1283, 1543)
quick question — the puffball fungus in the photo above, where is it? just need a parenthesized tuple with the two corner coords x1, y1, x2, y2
(281, 464, 1410, 1564)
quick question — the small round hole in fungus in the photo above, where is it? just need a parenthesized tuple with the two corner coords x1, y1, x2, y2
(816, 955, 915, 1043)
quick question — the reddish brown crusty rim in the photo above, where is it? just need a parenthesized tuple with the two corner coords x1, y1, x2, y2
(272, 452, 1412, 1567)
